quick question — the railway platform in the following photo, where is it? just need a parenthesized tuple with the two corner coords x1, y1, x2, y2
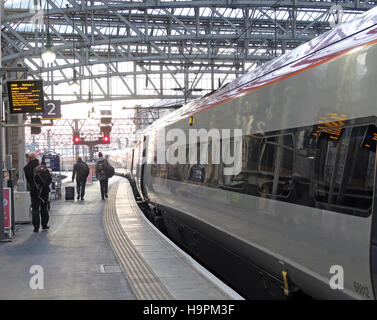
(0, 176, 242, 300)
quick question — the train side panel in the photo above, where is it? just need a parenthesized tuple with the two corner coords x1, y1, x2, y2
(140, 42, 377, 299)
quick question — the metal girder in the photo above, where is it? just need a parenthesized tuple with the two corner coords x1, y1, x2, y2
(2, 0, 376, 104)
(3, 1, 375, 22)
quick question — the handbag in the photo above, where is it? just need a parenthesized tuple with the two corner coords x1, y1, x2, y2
(106, 164, 115, 178)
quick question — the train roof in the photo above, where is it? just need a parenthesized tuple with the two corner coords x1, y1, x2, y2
(143, 6, 377, 133)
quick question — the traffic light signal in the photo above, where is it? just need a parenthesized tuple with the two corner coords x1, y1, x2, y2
(102, 135, 110, 144)
(31, 118, 42, 135)
(73, 131, 80, 144)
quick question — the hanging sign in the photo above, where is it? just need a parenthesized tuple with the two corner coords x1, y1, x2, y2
(42, 100, 61, 119)
(7, 80, 44, 114)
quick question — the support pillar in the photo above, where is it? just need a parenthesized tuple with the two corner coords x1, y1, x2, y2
(16, 114, 25, 191)
(0, 0, 4, 240)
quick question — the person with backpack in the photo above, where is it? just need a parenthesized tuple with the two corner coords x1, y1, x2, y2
(35, 160, 52, 228)
(24, 153, 52, 233)
(72, 157, 90, 201)
(95, 152, 113, 200)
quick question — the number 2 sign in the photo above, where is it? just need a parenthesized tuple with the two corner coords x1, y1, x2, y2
(42, 100, 61, 119)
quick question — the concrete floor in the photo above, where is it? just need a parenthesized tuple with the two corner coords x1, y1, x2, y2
(0, 177, 136, 300)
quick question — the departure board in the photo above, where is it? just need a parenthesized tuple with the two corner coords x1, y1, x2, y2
(7, 80, 44, 114)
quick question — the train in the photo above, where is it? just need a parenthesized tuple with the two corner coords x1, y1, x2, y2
(110, 7, 377, 299)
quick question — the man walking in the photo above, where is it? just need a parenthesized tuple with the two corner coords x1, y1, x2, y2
(35, 160, 52, 230)
(95, 152, 109, 200)
(72, 157, 90, 200)
(24, 153, 51, 233)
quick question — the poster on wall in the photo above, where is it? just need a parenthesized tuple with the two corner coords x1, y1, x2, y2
(3, 188, 11, 230)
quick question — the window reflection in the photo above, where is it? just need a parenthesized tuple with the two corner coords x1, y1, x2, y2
(315, 124, 376, 213)
(148, 120, 377, 218)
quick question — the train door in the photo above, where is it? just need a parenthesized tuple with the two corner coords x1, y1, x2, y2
(130, 148, 135, 177)
(140, 135, 149, 199)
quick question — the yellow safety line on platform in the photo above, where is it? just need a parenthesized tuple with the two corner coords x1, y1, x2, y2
(103, 182, 173, 300)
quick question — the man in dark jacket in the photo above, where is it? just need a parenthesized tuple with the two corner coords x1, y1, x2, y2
(95, 152, 109, 200)
(36, 161, 52, 229)
(72, 157, 89, 200)
(24, 152, 50, 233)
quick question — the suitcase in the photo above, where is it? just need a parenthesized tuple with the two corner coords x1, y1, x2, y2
(65, 186, 75, 201)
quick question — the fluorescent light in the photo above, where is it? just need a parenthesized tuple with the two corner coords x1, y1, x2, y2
(42, 48, 56, 64)
(42, 32, 56, 64)
(70, 80, 80, 93)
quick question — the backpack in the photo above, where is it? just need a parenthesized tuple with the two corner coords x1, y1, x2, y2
(82, 163, 90, 178)
(34, 165, 52, 189)
(97, 160, 106, 174)
(97, 159, 114, 179)
(77, 162, 89, 178)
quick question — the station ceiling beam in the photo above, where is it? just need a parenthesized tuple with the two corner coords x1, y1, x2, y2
(2, 0, 375, 104)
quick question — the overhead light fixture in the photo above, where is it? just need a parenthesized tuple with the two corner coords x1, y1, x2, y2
(42, 34, 56, 64)
(70, 10, 80, 93)
(70, 69, 80, 92)
(87, 90, 93, 103)
(42, 1, 56, 64)
(88, 64, 94, 104)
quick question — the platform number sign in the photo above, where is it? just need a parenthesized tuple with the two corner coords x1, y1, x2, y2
(43, 100, 61, 120)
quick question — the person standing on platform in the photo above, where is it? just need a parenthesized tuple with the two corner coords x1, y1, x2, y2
(24, 153, 51, 233)
(95, 152, 110, 200)
(72, 157, 90, 200)
(34, 160, 52, 231)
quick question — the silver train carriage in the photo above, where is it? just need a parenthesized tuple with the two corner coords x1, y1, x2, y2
(120, 8, 377, 299)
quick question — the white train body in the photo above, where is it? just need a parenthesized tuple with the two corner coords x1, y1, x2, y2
(112, 8, 377, 299)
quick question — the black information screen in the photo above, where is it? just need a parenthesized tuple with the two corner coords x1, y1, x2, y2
(7, 80, 44, 114)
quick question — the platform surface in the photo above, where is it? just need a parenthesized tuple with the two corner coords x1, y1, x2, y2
(0, 175, 242, 300)
(0, 177, 136, 300)
(105, 180, 243, 300)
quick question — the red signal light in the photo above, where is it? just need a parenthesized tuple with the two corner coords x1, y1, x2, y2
(103, 135, 110, 144)
(73, 131, 81, 144)
(73, 133, 81, 144)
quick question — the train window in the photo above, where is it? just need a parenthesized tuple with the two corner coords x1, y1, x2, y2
(257, 134, 294, 197)
(221, 136, 261, 196)
(221, 137, 245, 189)
(151, 164, 157, 177)
(155, 164, 167, 178)
(188, 164, 205, 183)
(204, 139, 219, 186)
(142, 136, 147, 158)
(167, 163, 187, 181)
(315, 124, 376, 215)
(244, 135, 263, 195)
